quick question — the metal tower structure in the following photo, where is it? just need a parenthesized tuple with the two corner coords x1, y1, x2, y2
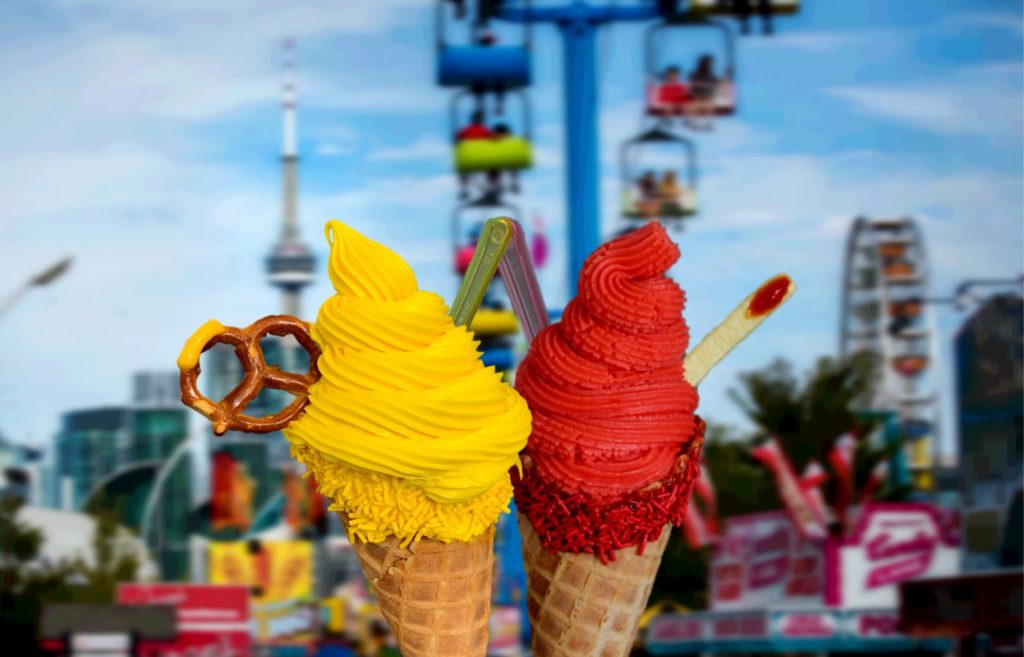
(839, 216, 940, 491)
(202, 41, 319, 547)
(496, 2, 661, 294)
(266, 38, 315, 319)
(443, 1, 796, 296)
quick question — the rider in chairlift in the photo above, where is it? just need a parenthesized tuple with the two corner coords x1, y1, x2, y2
(688, 54, 719, 132)
(658, 170, 684, 214)
(636, 170, 661, 217)
(490, 123, 520, 195)
(656, 65, 691, 122)
(455, 109, 494, 199)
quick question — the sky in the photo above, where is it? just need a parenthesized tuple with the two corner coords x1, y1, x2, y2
(0, 0, 1021, 460)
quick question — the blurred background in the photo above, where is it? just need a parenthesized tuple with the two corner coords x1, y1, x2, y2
(1, 1, 1021, 656)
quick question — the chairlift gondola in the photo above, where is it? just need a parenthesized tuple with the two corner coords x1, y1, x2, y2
(645, 16, 737, 120)
(452, 89, 532, 197)
(451, 189, 520, 261)
(620, 127, 699, 228)
(436, 0, 531, 91)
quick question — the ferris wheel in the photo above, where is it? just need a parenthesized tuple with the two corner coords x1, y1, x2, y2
(839, 216, 940, 491)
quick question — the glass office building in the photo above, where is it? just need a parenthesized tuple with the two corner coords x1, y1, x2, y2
(52, 372, 194, 579)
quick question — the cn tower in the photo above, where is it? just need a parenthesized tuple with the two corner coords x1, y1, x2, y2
(266, 38, 314, 318)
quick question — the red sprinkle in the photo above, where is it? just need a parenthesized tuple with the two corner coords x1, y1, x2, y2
(747, 275, 791, 317)
(514, 420, 706, 562)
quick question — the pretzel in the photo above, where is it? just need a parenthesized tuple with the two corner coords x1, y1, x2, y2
(178, 315, 322, 436)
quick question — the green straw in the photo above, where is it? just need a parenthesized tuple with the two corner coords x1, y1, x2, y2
(449, 216, 515, 327)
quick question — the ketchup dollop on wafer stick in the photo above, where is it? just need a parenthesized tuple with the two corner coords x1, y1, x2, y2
(683, 274, 796, 387)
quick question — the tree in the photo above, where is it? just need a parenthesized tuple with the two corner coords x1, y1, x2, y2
(0, 495, 75, 655)
(652, 354, 898, 609)
(0, 494, 43, 584)
(0, 495, 141, 655)
(699, 423, 777, 518)
(727, 353, 898, 500)
(727, 354, 877, 471)
(70, 505, 141, 604)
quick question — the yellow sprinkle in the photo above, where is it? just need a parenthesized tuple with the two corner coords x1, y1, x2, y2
(293, 444, 512, 544)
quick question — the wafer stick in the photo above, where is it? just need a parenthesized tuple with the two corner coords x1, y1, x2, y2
(683, 274, 795, 387)
(449, 217, 515, 327)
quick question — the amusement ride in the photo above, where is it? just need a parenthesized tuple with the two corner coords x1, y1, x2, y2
(438, 0, 795, 299)
(436, 0, 799, 378)
(839, 217, 941, 491)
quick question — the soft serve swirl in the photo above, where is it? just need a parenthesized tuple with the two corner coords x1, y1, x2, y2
(284, 221, 530, 544)
(515, 222, 699, 501)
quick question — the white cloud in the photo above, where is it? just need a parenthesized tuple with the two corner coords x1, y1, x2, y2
(51, 0, 426, 40)
(0, 0, 435, 144)
(367, 134, 450, 161)
(532, 142, 563, 170)
(941, 11, 1023, 34)
(315, 142, 355, 157)
(745, 30, 859, 53)
(307, 83, 444, 115)
(827, 62, 1023, 136)
(301, 175, 457, 243)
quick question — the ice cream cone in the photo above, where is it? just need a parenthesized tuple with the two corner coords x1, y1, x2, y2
(342, 513, 495, 657)
(516, 432, 703, 657)
(519, 514, 671, 657)
(176, 221, 531, 656)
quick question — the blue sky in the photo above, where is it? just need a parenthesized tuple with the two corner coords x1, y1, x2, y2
(0, 0, 1021, 458)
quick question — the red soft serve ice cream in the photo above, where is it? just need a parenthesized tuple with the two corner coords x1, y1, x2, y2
(513, 222, 702, 562)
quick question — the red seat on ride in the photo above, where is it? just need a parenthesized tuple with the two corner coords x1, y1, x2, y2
(454, 244, 476, 275)
(647, 82, 692, 115)
(456, 124, 494, 141)
(658, 81, 691, 106)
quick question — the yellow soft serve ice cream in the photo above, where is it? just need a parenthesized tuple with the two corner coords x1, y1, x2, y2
(284, 220, 531, 545)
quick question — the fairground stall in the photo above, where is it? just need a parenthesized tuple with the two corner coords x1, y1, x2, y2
(645, 504, 958, 654)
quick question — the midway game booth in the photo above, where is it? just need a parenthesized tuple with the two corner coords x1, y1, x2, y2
(645, 504, 959, 654)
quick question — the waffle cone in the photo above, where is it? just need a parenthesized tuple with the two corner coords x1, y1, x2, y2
(341, 513, 495, 657)
(519, 514, 671, 657)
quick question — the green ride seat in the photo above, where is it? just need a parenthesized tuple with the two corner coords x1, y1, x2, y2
(454, 137, 532, 173)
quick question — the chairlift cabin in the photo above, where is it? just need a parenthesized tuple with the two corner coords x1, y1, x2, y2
(436, 0, 531, 91)
(689, 0, 799, 17)
(452, 90, 532, 175)
(646, 16, 737, 118)
(620, 127, 699, 228)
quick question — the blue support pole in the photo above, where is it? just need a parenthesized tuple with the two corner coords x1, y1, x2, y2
(560, 18, 600, 295)
(499, 2, 657, 298)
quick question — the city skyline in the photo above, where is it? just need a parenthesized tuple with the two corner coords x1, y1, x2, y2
(0, 0, 1021, 455)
